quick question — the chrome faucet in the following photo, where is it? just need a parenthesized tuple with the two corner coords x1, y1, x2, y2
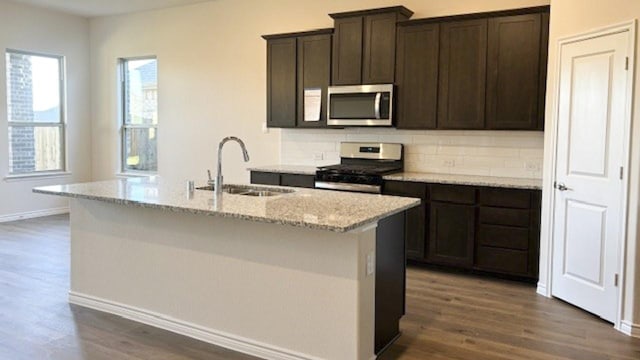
(212, 136, 250, 196)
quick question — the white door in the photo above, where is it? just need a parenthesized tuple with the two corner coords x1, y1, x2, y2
(552, 30, 630, 322)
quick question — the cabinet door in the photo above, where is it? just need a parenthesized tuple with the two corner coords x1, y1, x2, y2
(438, 19, 487, 129)
(537, 12, 550, 130)
(486, 14, 542, 130)
(266, 38, 297, 128)
(362, 12, 398, 84)
(332, 17, 363, 85)
(383, 181, 427, 260)
(297, 34, 331, 128)
(396, 23, 439, 129)
(428, 202, 475, 267)
(250, 172, 280, 186)
(280, 174, 315, 188)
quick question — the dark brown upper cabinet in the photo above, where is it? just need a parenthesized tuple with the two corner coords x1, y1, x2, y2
(265, 37, 297, 128)
(297, 34, 332, 128)
(330, 6, 413, 85)
(262, 5, 549, 131)
(395, 6, 549, 131)
(395, 23, 439, 129)
(332, 17, 364, 85)
(438, 18, 488, 130)
(538, 12, 550, 131)
(263, 29, 332, 129)
(486, 13, 542, 130)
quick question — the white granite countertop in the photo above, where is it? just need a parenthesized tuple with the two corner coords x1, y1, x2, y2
(248, 165, 317, 175)
(33, 177, 420, 233)
(383, 172, 542, 190)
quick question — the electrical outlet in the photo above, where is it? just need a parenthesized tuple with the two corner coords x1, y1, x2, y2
(443, 159, 456, 167)
(525, 161, 541, 171)
(366, 252, 375, 276)
(313, 152, 324, 161)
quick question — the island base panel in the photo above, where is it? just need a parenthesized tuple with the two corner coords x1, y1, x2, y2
(68, 199, 379, 360)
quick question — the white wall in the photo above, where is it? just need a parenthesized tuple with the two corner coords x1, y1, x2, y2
(539, 0, 640, 335)
(0, 1, 91, 220)
(89, 0, 549, 184)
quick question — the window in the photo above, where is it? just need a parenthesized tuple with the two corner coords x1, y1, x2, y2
(5, 50, 65, 175)
(120, 57, 158, 173)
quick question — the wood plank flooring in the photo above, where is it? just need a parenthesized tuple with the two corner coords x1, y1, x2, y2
(1, 214, 639, 359)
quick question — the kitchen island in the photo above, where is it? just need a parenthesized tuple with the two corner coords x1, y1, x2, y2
(34, 177, 420, 360)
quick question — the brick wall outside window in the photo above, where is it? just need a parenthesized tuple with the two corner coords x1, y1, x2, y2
(6, 53, 36, 173)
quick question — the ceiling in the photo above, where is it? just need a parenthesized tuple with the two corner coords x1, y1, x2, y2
(8, 0, 214, 17)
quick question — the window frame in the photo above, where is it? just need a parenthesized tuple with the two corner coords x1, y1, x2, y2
(119, 56, 158, 175)
(5, 49, 67, 177)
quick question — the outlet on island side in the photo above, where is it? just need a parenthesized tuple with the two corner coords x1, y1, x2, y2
(313, 152, 324, 161)
(366, 252, 374, 276)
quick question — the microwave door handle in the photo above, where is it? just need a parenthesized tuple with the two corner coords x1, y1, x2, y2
(374, 92, 382, 119)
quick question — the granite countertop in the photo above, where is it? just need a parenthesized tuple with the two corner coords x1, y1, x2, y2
(248, 165, 542, 190)
(383, 172, 542, 190)
(247, 165, 317, 175)
(33, 177, 420, 233)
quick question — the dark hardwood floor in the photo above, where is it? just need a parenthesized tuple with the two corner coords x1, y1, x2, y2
(1, 215, 639, 359)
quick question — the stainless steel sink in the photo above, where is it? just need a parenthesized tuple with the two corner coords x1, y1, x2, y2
(241, 190, 281, 197)
(196, 184, 294, 197)
(224, 187, 252, 194)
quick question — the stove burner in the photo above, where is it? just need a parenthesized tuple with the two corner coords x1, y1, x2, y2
(317, 164, 402, 175)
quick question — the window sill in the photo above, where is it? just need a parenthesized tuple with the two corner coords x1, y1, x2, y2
(116, 172, 156, 178)
(4, 171, 72, 182)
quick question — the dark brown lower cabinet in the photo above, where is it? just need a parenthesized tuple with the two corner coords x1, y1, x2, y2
(474, 187, 541, 277)
(428, 202, 475, 268)
(250, 171, 315, 188)
(382, 181, 428, 260)
(252, 171, 541, 280)
(250, 171, 280, 186)
(388, 181, 541, 281)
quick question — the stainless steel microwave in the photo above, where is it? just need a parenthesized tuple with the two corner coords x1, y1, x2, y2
(327, 84, 394, 127)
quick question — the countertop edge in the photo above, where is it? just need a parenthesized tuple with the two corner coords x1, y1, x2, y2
(247, 166, 317, 175)
(33, 188, 421, 233)
(382, 175, 542, 190)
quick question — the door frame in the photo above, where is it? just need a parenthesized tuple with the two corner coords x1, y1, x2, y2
(540, 20, 636, 332)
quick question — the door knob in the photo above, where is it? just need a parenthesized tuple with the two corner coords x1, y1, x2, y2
(554, 182, 573, 191)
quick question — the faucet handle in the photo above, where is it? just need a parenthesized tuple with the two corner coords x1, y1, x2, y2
(207, 170, 215, 186)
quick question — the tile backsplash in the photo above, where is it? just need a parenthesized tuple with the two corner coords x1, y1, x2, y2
(280, 128, 544, 179)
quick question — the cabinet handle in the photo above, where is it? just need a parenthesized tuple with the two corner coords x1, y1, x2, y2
(374, 92, 382, 119)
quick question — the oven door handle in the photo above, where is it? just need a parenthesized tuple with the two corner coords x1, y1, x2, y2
(374, 92, 382, 119)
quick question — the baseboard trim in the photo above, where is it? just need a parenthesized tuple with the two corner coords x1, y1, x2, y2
(0, 207, 69, 223)
(620, 320, 640, 338)
(69, 292, 323, 360)
(536, 282, 550, 297)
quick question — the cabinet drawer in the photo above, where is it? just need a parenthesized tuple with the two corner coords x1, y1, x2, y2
(479, 188, 531, 209)
(478, 225, 529, 250)
(250, 172, 280, 186)
(430, 184, 475, 204)
(383, 181, 427, 199)
(476, 246, 529, 275)
(479, 207, 530, 227)
(280, 174, 315, 188)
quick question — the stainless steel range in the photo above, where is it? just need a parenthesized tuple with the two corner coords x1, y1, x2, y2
(315, 142, 403, 194)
